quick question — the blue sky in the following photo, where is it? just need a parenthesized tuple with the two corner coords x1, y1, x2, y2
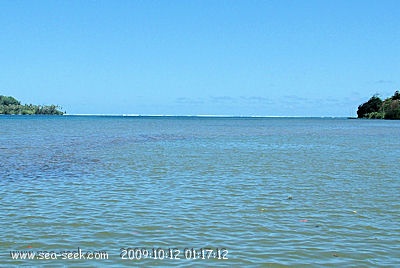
(1, 0, 399, 116)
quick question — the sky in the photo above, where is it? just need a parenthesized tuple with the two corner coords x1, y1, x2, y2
(1, 0, 399, 116)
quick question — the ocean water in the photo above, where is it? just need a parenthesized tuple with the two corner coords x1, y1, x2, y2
(1, 116, 399, 267)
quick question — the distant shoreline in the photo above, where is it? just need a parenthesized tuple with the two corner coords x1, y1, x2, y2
(0, 95, 64, 115)
(0, 114, 351, 119)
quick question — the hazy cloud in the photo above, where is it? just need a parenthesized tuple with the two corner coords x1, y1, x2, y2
(373, 79, 394, 84)
(284, 95, 310, 104)
(239, 96, 274, 104)
(210, 96, 237, 103)
(175, 97, 204, 104)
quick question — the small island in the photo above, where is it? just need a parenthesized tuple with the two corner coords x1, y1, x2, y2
(357, 90, 400, 119)
(0, 95, 64, 115)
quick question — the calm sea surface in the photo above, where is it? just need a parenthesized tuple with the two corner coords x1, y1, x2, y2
(1, 116, 399, 267)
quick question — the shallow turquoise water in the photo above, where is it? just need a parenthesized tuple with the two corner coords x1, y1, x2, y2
(1, 116, 399, 267)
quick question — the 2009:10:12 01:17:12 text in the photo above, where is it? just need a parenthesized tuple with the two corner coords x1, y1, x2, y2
(120, 247, 229, 260)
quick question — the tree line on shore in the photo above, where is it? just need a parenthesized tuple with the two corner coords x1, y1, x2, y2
(0, 95, 64, 115)
(357, 91, 400, 119)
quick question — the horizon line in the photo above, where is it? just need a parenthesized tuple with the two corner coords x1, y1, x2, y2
(64, 113, 350, 118)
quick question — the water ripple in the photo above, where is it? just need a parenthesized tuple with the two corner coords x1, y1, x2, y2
(1, 117, 399, 267)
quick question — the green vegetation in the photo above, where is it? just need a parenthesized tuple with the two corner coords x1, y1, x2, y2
(0, 95, 64, 115)
(357, 91, 400, 119)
